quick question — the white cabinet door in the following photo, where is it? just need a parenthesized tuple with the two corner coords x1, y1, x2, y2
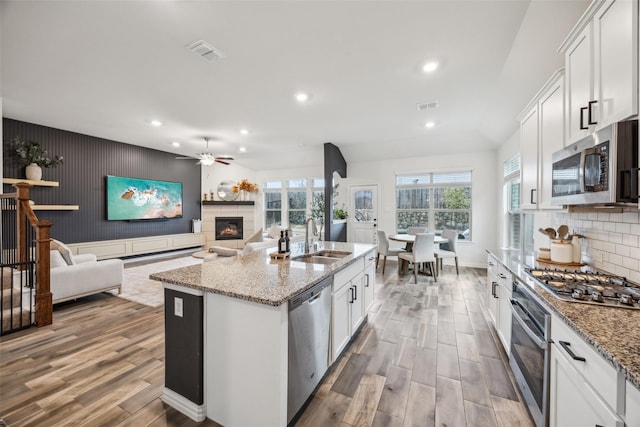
(626, 380, 640, 427)
(520, 106, 539, 209)
(363, 258, 376, 314)
(566, 23, 593, 144)
(549, 344, 624, 427)
(486, 270, 499, 326)
(331, 283, 351, 362)
(538, 75, 565, 209)
(497, 280, 512, 352)
(594, 0, 638, 128)
(350, 273, 364, 334)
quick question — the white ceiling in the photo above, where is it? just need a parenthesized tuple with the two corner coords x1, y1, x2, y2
(1, 0, 589, 171)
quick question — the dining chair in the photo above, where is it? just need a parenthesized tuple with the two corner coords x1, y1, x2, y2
(398, 233, 437, 283)
(436, 229, 459, 275)
(407, 226, 428, 235)
(376, 229, 406, 275)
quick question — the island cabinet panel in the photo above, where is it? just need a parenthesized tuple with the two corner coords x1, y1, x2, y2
(164, 288, 204, 404)
(204, 292, 288, 427)
(363, 254, 376, 313)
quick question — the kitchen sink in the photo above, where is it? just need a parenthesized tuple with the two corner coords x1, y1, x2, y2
(292, 251, 351, 264)
(313, 250, 351, 258)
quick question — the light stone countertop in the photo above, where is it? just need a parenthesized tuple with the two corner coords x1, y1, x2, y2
(150, 241, 377, 307)
(488, 249, 640, 390)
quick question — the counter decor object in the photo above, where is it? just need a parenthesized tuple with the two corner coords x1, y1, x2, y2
(538, 247, 551, 260)
(571, 235, 582, 263)
(550, 239, 573, 263)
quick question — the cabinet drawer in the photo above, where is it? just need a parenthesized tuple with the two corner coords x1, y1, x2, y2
(363, 251, 376, 269)
(487, 255, 499, 275)
(551, 315, 622, 410)
(334, 260, 363, 292)
(497, 264, 510, 284)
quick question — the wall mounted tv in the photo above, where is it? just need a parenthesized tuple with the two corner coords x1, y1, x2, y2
(106, 175, 183, 221)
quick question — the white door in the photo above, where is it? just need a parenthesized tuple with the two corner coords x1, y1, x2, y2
(349, 185, 377, 244)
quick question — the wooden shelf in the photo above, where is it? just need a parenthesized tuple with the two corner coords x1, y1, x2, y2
(32, 205, 79, 211)
(202, 201, 255, 206)
(3, 178, 60, 187)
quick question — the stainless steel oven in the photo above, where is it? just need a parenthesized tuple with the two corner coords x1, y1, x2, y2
(509, 278, 551, 427)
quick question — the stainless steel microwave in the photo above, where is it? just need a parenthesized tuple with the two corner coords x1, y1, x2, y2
(551, 120, 638, 206)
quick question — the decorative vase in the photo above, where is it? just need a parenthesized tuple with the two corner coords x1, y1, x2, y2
(25, 163, 42, 181)
(240, 190, 246, 201)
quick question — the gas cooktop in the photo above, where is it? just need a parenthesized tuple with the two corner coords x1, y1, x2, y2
(525, 267, 640, 309)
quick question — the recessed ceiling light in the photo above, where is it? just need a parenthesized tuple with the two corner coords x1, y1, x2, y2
(240, 129, 249, 136)
(295, 92, 310, 103)
(150, 119, 163, 127)
(425, 121, 436, 128)
(171, 141, 180, 147)
(422, 61, 439, 73)
(239, 147, 247, 153)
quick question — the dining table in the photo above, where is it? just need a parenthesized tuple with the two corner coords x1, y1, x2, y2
(388, 233, 449, 276)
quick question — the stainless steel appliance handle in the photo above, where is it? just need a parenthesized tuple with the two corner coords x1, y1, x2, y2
(510, 302, 547, 350)
(580, 149, 587, 193)
(559, 340, 586, 362)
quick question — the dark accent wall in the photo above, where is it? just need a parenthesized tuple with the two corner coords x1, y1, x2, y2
(324, 143, 347, 242)
(2, 119, 201, 244)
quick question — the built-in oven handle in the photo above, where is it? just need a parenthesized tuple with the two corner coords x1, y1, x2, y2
(510, 301, 547, 350)
(558, 340, 586, 362)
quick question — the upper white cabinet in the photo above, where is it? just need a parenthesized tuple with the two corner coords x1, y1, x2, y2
(519, 70, 566, 210)
(561, 0, 638, 144)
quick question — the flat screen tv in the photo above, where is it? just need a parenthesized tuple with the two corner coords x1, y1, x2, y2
(106, 175, 183, 220)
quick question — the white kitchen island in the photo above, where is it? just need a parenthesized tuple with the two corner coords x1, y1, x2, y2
(150, 241, 377, 427)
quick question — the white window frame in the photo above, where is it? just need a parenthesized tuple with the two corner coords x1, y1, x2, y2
(504, 155, 521, 250)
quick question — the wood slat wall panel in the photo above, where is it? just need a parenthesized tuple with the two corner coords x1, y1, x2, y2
(2, 119, 200, 244)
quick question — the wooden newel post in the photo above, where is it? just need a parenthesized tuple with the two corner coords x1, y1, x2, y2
(15, 182, 31, 268)
(35, 220, 53, 327)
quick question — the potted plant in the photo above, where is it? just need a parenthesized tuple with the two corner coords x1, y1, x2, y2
(11, 137, 63, 181)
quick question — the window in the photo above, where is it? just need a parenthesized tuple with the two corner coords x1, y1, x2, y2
(264, 178, 324, 232)
(504, 155, 521, 249)
(287, 179, 307, 233)
(264, 181, 282, 227)
(396, 171, 472, 239)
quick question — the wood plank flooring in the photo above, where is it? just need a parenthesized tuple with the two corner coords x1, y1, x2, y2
(0, 258, 534, 427)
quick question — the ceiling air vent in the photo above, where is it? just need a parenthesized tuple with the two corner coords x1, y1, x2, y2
(186, 40, 226, 62)
(417, 101, 439, 111)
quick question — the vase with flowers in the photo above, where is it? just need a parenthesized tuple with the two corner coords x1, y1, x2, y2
(11, 137, 63, 181)
(232, 179, 259, 201)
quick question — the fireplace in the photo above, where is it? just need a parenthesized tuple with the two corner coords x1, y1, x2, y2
(215, 217, 244, 240)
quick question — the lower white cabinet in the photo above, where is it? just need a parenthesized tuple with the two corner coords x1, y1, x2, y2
(626, 380, 640, 427)
(485, 255, 511, 352)
(496, 279, 512, 351)
(549, 343, 623, 427)
(363, 254, 376, 313)
(331, 254, 371, 362)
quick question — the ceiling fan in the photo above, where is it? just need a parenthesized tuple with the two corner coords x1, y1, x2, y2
(175, 137, 234, 166)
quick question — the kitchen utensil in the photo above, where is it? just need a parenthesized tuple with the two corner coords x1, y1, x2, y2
(544, 227, 557, 239)
(557, 225, 569, 241)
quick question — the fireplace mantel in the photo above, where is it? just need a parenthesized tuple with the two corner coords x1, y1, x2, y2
(202, 201, 254, 206)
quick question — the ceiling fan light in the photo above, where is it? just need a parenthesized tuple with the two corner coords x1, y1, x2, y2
(200, 158, 215, 166)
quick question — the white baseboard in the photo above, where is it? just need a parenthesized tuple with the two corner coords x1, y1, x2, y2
(162, 387, 206, 422)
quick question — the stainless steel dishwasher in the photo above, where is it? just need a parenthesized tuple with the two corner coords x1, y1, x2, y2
(287, 276, 332, 423)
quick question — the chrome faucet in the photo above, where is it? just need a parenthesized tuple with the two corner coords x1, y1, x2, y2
(304, 218, 318, 254)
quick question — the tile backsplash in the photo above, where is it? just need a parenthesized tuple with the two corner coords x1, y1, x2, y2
(554, 209, 640, 282)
